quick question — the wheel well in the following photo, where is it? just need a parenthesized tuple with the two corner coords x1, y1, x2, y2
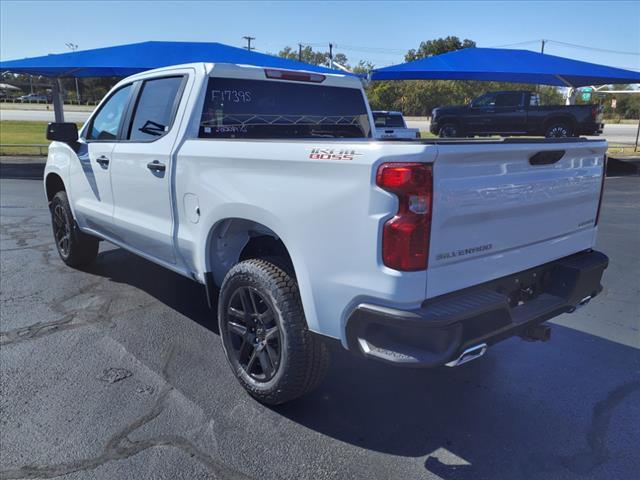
(45, 173, 65, 202)
(544, 116, 575, 131)
(207, 218, 294, 287)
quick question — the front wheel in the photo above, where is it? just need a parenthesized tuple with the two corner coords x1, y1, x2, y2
(438, 123, 461, 138)
(50, 191, 99, 268)
(218, 258, 329, 405)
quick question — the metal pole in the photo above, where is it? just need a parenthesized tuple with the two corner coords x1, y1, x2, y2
(51, 78, 65, 122)
(74, 77, 80, 104)
(541, 39, 545, 54)
(329, 43, 333, 68)
(635, 117, 639, 152)
(243, 36, 255, 51)
(298, 43, 303, 62)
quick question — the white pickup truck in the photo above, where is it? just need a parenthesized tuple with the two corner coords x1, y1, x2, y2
(372, 110, 421, 139)
(44, 62, 608, 404)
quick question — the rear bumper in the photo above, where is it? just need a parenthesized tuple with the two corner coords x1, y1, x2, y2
(345, 250, 608, 367)
(578, 122, 604, 136)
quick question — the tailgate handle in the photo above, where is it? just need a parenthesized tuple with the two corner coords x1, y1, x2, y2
(529, 150, 565, 165)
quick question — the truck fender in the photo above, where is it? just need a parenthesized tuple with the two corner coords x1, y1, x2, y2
(200, 205, 319, 332)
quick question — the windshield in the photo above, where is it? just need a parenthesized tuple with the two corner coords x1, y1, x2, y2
(199, 77, 371, 139)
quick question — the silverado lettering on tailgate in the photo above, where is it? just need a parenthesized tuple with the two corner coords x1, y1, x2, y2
(436, 244, 493, 261)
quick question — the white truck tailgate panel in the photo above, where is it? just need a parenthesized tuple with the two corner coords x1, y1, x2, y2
(427, 141, 607, 298)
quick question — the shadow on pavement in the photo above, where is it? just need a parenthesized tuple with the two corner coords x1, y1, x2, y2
(84, 244, 640, 479)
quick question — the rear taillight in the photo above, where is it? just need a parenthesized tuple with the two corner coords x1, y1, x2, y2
(264, 69, 325, 83)
(376, 162, 433, 271)
(595, 155, 607, 225)
(591, 106, 599, 121)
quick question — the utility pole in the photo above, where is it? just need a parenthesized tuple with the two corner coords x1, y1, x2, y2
(298, 43, 303, 62)
(65, 42, 81, 103)
(540, 39, 545, 54)
(328, 43, 334, 68)
(243, 36, 255, 51)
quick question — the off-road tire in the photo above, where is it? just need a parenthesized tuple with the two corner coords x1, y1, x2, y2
(218, 258, 330, 405)
(438, 122, 461, 138)
(545, 121, 573, 138)
(50, 191, 99, 267)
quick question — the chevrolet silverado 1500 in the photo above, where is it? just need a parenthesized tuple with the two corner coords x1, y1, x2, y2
(372, 111, 420, 139)
(44, 63, 608, 404)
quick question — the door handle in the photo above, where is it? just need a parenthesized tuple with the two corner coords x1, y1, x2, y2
(96, 155, 110, 167)
(146, 160, 166, 173)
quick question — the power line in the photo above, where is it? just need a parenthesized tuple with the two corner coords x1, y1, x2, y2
(546, 39, 640, 56)
(489, 38, 639, 56)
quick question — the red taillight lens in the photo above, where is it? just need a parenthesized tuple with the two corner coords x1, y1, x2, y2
(376, 162, 432, 271)
(264, 69, 325, 83)
(595, 155, 607, 225)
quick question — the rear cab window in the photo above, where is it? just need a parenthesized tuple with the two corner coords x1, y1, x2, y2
(373, 113, 405, 128)
(198, 77, 371, 139)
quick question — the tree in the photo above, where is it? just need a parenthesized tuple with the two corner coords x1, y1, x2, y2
(405, 36, 476, 62)
(278, 46, 348, 68)
(352, 60, 374, 75)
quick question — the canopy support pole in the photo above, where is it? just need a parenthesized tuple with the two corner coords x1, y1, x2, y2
(51, 78, 64, 123)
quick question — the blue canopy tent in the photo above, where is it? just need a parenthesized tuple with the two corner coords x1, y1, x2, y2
(0, 41, 344, 121)
(371, 48, 640, 87)
(0, 40, 340, 78)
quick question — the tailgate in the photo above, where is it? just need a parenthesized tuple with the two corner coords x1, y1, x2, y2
(426, 140, 607, 299)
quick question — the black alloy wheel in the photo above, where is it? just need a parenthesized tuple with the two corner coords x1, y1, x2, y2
(223, 286, 281, 382)
(52, 202, 71, 259)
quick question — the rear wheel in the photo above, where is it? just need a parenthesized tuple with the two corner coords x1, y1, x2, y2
(50, 191, 99, 267)
(218, 258, 329, 405)
(438, 122, 461, 138)
(545, 121, 573, 138)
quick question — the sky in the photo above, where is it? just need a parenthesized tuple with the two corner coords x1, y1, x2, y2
(1, 0, 639, 71)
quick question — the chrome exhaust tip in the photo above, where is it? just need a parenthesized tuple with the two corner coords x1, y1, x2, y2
(568, 295, 593, 313)
(445, 343, 487, 367)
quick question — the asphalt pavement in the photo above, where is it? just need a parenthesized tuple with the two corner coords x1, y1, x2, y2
(1, 177, 638, 480)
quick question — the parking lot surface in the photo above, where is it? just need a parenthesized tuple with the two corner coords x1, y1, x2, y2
(1, 176, 638, 480)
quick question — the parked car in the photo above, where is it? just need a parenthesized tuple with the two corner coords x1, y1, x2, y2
(373, 111, 420, 139)
(430, 90, 604, 138)
(44, 64, 608, 405)
(17, 93, 48, 102)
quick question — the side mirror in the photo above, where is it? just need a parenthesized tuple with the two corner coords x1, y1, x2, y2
(46, 123, 78, 143)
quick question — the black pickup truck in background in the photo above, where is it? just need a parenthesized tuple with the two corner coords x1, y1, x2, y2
(430, 90, 604, 138)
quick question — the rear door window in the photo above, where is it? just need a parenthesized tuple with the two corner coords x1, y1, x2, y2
(127, 76, 185, 141)
(199, 77, 371, 139)
(495, 92, 523, 107)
